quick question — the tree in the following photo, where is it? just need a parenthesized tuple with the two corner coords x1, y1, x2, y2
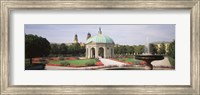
(158, 43, 166, 54)
(50, 44, 60, 55)
(114, 46, 120, 54)
(25, 34, 51, 64)
(60, 43, 68, 55)
(134, 45, 144, 54)
(168, 41, 175, 59)
(149, 44, 157, 54)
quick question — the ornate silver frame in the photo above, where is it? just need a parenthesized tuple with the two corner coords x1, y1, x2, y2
(0, 0, 199, 94)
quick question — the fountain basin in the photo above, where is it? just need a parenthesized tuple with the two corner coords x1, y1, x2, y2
(135, 55, 164, 61)
(135, 55, 164, 70)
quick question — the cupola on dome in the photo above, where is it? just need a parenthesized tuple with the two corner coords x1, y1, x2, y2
(86, 28, 114, 44)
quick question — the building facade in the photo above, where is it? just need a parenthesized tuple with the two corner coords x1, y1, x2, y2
(151, 42, 170, 54)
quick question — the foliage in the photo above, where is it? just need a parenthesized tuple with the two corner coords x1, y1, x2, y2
(168, 56, 175, 67)
(95, 58, 100, 62)
(149, 44, 157, 54)
(60, 61, 70, 66)
(25, 34, 51, 64)
(50, 43, 85, 57)
(134, 45, 145, 54)
(59, 56, 64, 60)
(39, 58, 48, 64)
(50, 44, 60, 56)
(60, 43, 68, 55)
(114, 45, 144, 55)
(167, 40, 175, 59)
(115, 58, 142, 65)
(158, 43, 166, 54)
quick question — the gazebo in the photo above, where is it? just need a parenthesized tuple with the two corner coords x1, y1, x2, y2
(86, 28, 115, 58)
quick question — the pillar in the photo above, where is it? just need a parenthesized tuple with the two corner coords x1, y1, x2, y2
(86, 48, 88, 58)
(104, 47, 107, 58)
(95, 47, 98, 58)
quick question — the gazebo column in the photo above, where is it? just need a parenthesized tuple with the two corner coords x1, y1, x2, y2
(90, 48, 93, 58)
(95, 47, 98, 58)
(86, 48, 88, 58)
(88, 48, 90, 58)
(88, 48, 91, 58)
(104, 47, 107, 58)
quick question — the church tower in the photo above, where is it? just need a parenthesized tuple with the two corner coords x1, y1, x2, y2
(74, 34, 78, 43)
(87, 33, 91, 40)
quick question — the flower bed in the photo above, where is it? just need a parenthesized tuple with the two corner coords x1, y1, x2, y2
(46, 63, 61, 66)
(96, 62, 104, 66)
(111, 58, 147, 65)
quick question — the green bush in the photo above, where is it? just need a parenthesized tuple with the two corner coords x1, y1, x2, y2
(85, 61, 95, 66)
(60, 61, 70, 66)
(95, 58, 100, 62)
(168, 56, 175, 67)
(39, 59, 48, 64)
(59, 56, 64, 60)
(133, 59, 141, 65)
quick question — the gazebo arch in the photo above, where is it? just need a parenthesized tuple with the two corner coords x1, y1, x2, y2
(85, 28, 115, 59)
(98, 47, 104, 58)
(90, 48, 95, 58)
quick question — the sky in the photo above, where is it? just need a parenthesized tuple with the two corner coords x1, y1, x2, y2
(24, 24, 175, 45)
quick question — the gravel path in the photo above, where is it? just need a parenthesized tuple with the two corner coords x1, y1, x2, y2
(45, 65, 105, 70)
(99, 58, 126, 67)
(151, 57, 171, 67)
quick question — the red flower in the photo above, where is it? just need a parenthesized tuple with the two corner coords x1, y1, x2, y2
(140, 61, 146, 65)
(96, 62, 104, 66)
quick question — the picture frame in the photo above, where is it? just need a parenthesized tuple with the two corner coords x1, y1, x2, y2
(0, 0, 199, 94)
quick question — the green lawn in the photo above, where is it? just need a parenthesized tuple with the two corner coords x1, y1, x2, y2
(50, 59, 97, 66)
(115, 58, 142, 64)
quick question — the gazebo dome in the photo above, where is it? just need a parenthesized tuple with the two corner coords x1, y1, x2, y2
(86, 33, 114, 44)
(85, 27, 115, 59)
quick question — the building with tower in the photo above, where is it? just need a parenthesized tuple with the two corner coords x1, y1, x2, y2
(74, 34, 78, 43)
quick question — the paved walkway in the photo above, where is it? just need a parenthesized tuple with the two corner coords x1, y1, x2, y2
(45, 65, 105, 70)
(151, 57, 171, 67)
(99, 58, 126, 67)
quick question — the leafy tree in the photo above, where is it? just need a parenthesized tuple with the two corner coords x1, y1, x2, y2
(60, 43, 68, 55)
(158, 43, 166, 54)
(114, 46, 120, 54)
(126, 46, 131, 55)
(25, 34, 51, 64)
(50, 44, 60, 55)
(149, 44, 157, 54)
(134, 45, 144, 54)
(168, 41, 175, 59)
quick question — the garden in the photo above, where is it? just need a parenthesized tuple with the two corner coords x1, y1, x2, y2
(47, 58, 103, 67)
(111, 57, 146, 65)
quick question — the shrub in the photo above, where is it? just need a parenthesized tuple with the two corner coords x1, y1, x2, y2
(168, 56, 175, 67)
(59, 56, 64, 60)
(39, 59, 48, 64)
(60, 61, 70, 66)
(95, 58, 100, 62)
(133, 59, 141, 65)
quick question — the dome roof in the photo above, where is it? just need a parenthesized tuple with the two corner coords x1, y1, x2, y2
(86, 28, 114, 44)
